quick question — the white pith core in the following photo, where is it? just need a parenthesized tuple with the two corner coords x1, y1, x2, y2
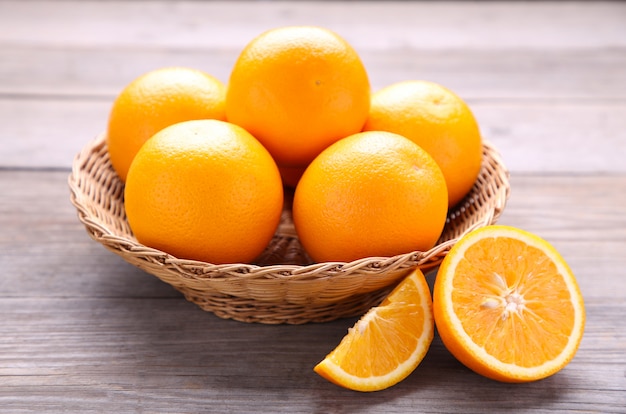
(481, 279, 527, 321)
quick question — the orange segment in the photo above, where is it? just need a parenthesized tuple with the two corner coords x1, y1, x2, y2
(314, 268, 434, 392)
(433, 225, 585, 382)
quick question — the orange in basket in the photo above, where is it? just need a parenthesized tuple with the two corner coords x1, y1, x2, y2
(226, 26, 371, 169)
(69, 132, 509, 324)
(124, 119, 284, 265)
(293, 131, 448, 263)
(69, 25, 511, 324)
(107, 67, 226, 181)
(363, 80, 483, 208)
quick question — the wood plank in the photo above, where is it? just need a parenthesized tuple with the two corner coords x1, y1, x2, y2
(1, 1, 625, 51)
(0, 98, 109, 169)
(1, 98, 625, 173)
(472, 102, 626, 174)
(0, 297, 624, 413)
(2, 170, 625, 300)
(1, 2, 625, 412)
(2, 2, 624, 173)
(2, 46, 625, 99)
(498, 174, 626, 300)
(0, 170, 179, 299)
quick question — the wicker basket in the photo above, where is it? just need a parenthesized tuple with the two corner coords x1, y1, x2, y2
(68, 133, 510, 324)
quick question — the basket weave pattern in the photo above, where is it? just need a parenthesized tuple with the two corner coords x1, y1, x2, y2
(69, 133, 510, 324)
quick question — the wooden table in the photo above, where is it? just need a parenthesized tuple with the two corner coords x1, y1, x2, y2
(2, 1, 625, 412)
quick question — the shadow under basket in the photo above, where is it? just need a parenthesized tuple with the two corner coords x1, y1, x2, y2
(68, 133, 510, 324)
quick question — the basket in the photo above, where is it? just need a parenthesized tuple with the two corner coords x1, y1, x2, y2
(68, 133, 510, 324)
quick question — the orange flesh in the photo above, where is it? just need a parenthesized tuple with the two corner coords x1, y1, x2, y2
(453, 236, 575, 367)
(328, 300, 426, 377)
(314, 269, 434, 391)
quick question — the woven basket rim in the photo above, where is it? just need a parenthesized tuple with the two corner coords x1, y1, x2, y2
(68, 132, 510, 324)
(68, 132, 510, 279)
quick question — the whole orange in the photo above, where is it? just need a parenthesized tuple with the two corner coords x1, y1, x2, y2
(362, 80, 483, 207)
(107, 67, 226, 181)
(225, 26, 371, 168)
(293, 131, 448, 263)
(124, 119, 284, 264)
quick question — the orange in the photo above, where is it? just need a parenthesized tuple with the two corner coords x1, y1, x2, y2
(362, 80, 483, 207)
(107, 67, 226, 181)
(124, 119, 283, 264)
(433, 225, 586, 382)
(314, 268, 434, 392)
(293, 131, 448, 263)
(225, 26, 371, 169)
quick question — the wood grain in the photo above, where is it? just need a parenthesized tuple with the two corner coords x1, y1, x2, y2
(2, 1, 624, 172)
(2, 154, 624, 396)
(2, 1, 625, 51)
(1, 171, 625, 413)
(0, 297, 623, 413)
(2, 47, 625, 99)
(2, 98, 625, 173)
(1, 1, 625, 412)
(3, 171, 625, 300)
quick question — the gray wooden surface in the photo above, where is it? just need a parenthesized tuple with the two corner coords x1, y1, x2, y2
(1, 1, 625, 412)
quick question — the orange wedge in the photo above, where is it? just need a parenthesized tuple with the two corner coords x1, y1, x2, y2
(314, 268, 434, 392)
(433, 225, 585, 382)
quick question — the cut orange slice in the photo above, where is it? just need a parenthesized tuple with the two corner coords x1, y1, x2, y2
(314, 268, 434, 392)
(433, 225, 585, 382)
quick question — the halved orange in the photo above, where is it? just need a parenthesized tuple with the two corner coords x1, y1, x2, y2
(433, 225, 585, 382)
(314, 268, 434, 392)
